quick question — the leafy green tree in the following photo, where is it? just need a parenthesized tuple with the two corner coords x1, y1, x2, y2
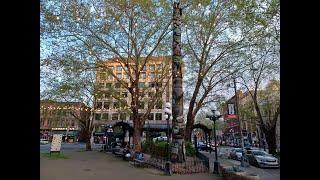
(41, 0, 173, 152)
(182, 0, 279, 142)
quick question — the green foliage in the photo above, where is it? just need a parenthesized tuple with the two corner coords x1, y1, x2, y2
(185, 141, 196, 157)
(142, 140, 171, 158)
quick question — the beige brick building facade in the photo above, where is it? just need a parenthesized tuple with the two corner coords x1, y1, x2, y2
(93, 56, 174, 138)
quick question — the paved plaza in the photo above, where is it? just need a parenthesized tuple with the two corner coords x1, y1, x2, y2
(40, 149, 223, 180)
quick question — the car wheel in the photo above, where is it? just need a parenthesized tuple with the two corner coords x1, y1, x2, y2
(255, 160, 260, 168)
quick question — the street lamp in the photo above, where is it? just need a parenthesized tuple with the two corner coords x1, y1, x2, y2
(163, 102, 172, 176)
(206, 109, 223, 174)
(232, 76, 249, 167)
(105, 125, 113, 151)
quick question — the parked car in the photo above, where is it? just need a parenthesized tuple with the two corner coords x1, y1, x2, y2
(197, 141, 207, 151)
(246, 150, 279, 168)
(152, 136, 167, 142)
(40, 139, 49, 145)
(229, 148, 244, 160)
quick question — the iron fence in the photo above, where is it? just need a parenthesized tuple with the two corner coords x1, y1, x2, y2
(146, 157, 209, 174)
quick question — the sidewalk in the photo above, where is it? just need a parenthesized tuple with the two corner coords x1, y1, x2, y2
(200, 151, 280, 180)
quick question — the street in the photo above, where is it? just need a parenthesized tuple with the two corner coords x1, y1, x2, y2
(201, 147, 280, 180)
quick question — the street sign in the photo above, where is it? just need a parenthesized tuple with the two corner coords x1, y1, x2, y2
(50, 134, 63, 152)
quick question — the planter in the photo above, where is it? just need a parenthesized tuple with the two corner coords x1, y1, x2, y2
(226, 172, 246, 180)
(241, 173, 260, 180)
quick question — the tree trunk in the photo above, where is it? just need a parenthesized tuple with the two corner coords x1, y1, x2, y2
(133, 120, 143, 152)
(86, 140, 92, 151)
(265, 126, 277, 155)
(184, 114, 195, 142)
(171, 2, 185, 163)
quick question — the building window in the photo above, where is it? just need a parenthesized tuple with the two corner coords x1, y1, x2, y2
(96, 102, 102, 109)
(95, 114, 101, 120)
(103, 102, 110, 109)
(112, 113, 119, 120)
(155, 113, 162, 120)
(139, 92, 144, 98)
(150, 72, 155, 79)
(142, 65, 146, 71)
(149, 82, 155, 88)
(106, 83, 112, 88)
(120, 113, 126, 120)
(138, 102, 145, 109)
(105, 92, 111, 98)
(155, 101, 162, 109)
(140, 72, 146, 80)
(101, 113, 108, 120)
(99, 82, 105, 88)
(99, 72, 106, 80)
(122, 92, 128, 98)
(149, 65, 155, 71)
(148, 92, 155, 98)
(114, 101, 120, 109)
(148, 113, 154, 120)
(117, 73, 122, 79)
(116, 65, 122, 72)
(115, 83, 121, 88)
(156, 64, 162, 70)
(138, 82, 145, 88)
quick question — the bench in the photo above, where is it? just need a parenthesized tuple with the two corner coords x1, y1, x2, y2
(133, 158, 147, 167)
(132, 153, 146, 167)
(113, 149, 124, 157)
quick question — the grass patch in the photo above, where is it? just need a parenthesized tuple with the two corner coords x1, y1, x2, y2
(41, 152, 68, 160)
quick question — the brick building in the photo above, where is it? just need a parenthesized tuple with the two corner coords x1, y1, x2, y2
(40, 100, 88, 143)
(93, 56, 176, 145)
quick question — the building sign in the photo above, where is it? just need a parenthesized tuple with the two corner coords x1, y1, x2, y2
(50, 134, 63, 152)
(227, 103, 235, 115)
(52, 127, 75, 130)
(227, 103, 237, 119)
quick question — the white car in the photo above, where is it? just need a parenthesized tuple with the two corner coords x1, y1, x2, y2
(153, 136, 167, 142)
(247, 150, 279, 168)
(40, 139, 49, 144)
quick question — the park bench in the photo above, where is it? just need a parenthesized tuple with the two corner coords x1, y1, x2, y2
(113, 148, 124, 157)
(132, 153, 146, 167)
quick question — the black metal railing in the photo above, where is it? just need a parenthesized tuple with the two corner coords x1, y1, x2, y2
(145, 157, 209, 174)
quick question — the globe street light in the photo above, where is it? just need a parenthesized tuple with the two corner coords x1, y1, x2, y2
(164, 102, 172, 176)
(206, 109, 223, 174)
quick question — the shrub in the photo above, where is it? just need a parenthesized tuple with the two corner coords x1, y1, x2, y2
(185, 141, 196, 157)
(142, 139, 154, 154)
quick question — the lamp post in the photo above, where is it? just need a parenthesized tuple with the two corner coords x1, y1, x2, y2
(206, 109, 223, 174)
(164, 102, 172, 176)
(232, 77, 249, 167)
(105, 125, 113, 151)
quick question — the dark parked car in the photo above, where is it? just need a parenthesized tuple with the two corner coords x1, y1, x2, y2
(246, 150, 279, 168)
